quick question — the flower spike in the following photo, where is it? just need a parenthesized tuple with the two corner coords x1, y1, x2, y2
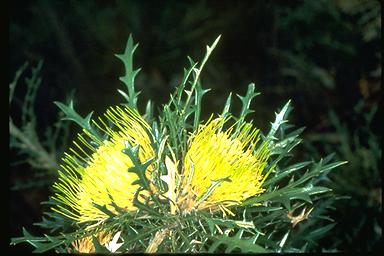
(51, 106, 155, 224)
(178, 116, 271, 214)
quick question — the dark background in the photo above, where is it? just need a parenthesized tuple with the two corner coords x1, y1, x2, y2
(9, 0, 382, 253)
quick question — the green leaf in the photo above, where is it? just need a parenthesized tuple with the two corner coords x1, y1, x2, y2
(181, 35, 221, 115)
(253, 209, 287, 226)
(264, 161, 312, 187)
(271, 127, 305, 154)
(22, 60, 43, 124)
(193, 82, 211, 130)
(92, 203, 116, 218)
(288, 160, 347, 188)
(246, 206, 284, 213)
(161, 36, 221, 159)
(115, 34, 141, 109)
(54, 100, 101, 141)
(306, 223, 337, 242)
(10, 228, 66, 253)
(34, 235, 65, 253)
(208, 230, 270, 253)
(11, 228, 46, 246)
(123, 144, 154, 190)
(241, 184, 331, 207)
(235, 83, 260, 133)
(200, 214, 256, 232)
(272, 186, 332, 209)
(9, 62, 29, 104)
(266, 100, 291, 141)
(144, 100, 154, 122)
(195, 176, 231, 207)
(219, 92, 232, 129)
(119, 226, 163, 251)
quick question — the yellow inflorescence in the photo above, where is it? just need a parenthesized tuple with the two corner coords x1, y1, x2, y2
(52, 106, 154, 223)
(179, 116, 271, 213)
(72, 231, 112, 253)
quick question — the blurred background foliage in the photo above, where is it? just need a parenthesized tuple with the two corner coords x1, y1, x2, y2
(9, 0, 381, 253)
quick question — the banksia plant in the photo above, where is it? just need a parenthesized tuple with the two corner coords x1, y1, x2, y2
(11, 35, 346, 253)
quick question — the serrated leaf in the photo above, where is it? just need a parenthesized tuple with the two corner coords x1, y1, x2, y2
(235, 83, 260, 133)
(266, 100, 291, 141)
(33, 235, 64, 253)
(220, 92, 232, 119)
(115, 34, 141, 108)
(11, 228, 66, 253)
(209, 230, 269, 253)
(193, 82, 211, 130)
(91, 203, 116, 218)
(54, 100, 101, 141)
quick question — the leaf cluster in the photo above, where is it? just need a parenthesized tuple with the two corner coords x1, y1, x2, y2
(9, 61, 71, 190)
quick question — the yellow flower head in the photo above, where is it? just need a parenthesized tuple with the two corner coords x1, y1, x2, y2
(178, 116, 271, 214)
(51, 106, 155, 224)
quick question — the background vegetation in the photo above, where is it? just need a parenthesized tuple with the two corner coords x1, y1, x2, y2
(10, 0, 381, 253)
